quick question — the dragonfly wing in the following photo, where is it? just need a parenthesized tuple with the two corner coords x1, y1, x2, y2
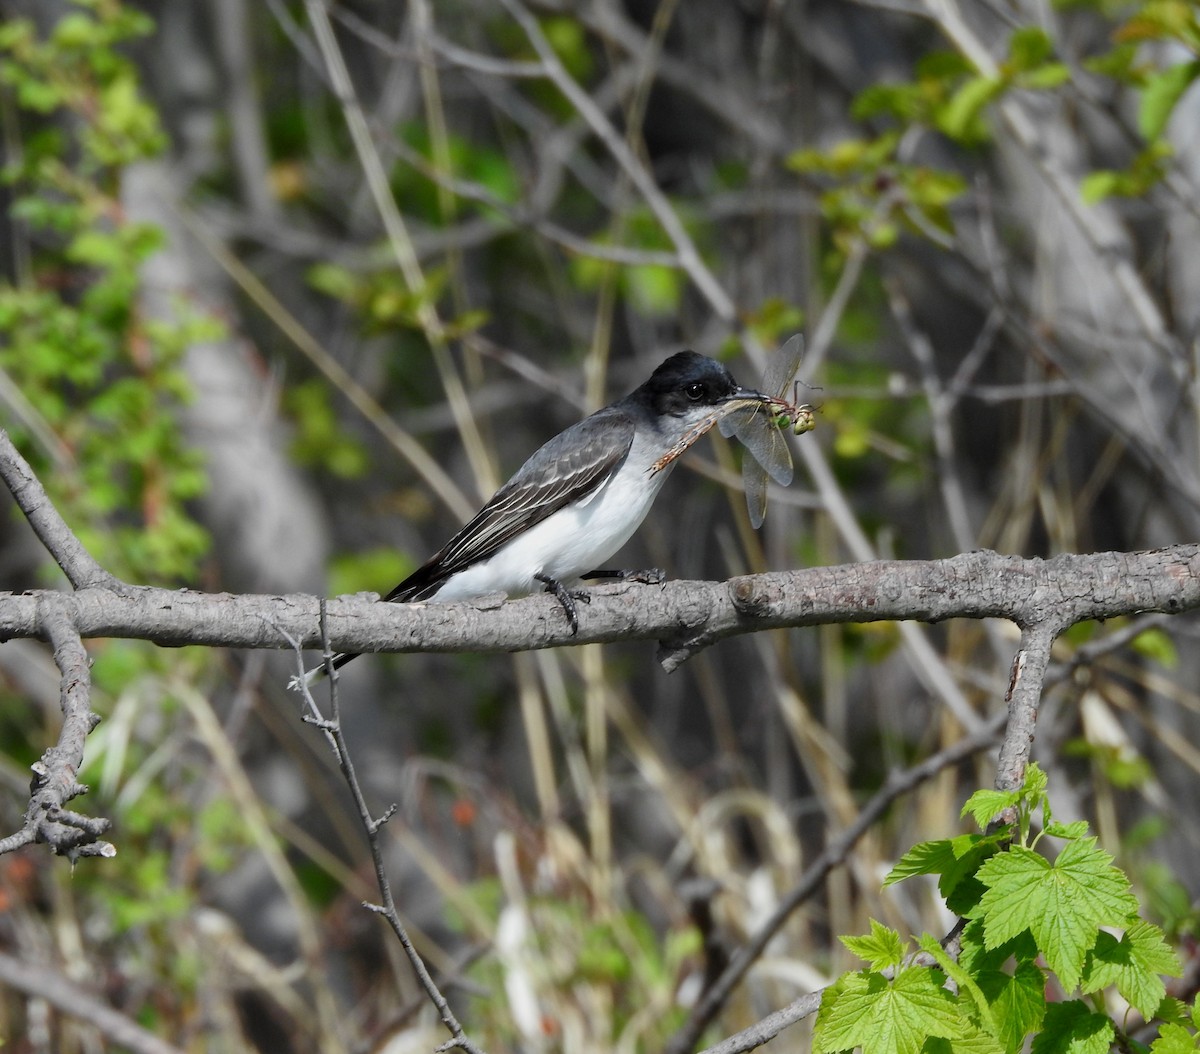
(737, 413, 793, 487)
(744, 454, 768, 529)
(760, 333, 805, 400)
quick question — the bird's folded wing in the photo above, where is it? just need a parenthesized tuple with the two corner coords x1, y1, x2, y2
(385, 409, 636, 602)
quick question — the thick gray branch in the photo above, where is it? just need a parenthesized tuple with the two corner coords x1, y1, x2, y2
(0, 547, 1195, 665)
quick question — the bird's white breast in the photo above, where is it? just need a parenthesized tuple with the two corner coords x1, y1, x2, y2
(429, 432, 673, 602)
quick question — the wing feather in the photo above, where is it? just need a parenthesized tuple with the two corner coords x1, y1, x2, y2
(385, 408, 636, 602)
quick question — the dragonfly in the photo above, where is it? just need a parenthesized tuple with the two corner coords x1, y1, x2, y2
(719, 333, 816, 529)
(647, 334, 816, 527)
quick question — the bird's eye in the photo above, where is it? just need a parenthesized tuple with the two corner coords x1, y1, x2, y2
(685, 382, 705, 401)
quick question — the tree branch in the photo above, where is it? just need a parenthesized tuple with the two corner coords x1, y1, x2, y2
(665, 718, 1003, 1054)
(0, 950, 184, 1054)
(0, 595, 113, 858)
(0, 430, 122, 592)
(0, 547, 1194, 668)
(286, 606, 487, 1054)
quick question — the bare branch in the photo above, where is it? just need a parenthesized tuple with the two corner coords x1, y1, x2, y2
(0, 951, 184, 1054)
(287, 605, 487, 1054)
(0, 548, 1194, 671)
(0, 430, 122, 592)
(995, 621, 1060, 792)
(0, 595, 113, 859)
(665, 718, 1003, 1054)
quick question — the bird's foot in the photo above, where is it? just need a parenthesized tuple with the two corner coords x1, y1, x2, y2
(581, 567, 666, 585)
(535, 572, 590, 634)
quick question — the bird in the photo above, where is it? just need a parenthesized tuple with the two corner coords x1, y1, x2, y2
(301, 350, 769, 685)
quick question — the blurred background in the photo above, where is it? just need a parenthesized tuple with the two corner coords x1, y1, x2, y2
(2, 0, 1200, 1050)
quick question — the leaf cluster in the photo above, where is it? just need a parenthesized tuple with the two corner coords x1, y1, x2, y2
(0, 1, 213, 583)
(815, 765, 1189, 1054)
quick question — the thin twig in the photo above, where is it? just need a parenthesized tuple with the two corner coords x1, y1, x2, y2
(0, 951, 184, 1054)
(0, 596, 112, 858)
(494, 0, 737, 322)
(664, 716, 1003, 1054)
(286, 605, 487, 1054)
(0, 429, 122, 592)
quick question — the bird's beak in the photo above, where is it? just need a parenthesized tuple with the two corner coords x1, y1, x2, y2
(718, 387, 774, 408)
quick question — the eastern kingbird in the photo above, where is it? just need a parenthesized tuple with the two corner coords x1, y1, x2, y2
(303, 351, 770, 684)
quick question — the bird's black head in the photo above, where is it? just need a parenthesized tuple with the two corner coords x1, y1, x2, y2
(635, 350, 753, 417)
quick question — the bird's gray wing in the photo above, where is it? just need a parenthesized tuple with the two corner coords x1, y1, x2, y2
(385, 408, 636, 602)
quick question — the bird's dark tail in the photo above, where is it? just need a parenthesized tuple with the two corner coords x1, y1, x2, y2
(298, 649, 359, 689)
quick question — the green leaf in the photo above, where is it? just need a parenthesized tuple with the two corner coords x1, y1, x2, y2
(813, 968, 967, 1054)
(1131, 626, 1178, 667)
(937, 75, 1003, 142)
(841, 919, 907, 971)
(626, 263, 682, 317)
(917, 934, 997, 1036)
(975, 840, 1138, 991)
(1007, 27, 1055, 72)
(1139, 60, 1200, 141)
(1029, 1000, 1114, 1054)
(886, 835, 977, 885)
(1151, 1023, 1200, 1054)
(962, 789, 1018, 829)
(1021, 62, 1072, 89)
(1044, 820, 1090, 841)
(977, 961, 1046, 1054)
(1080, 170, 1122, 205)
(1081, 919, 1181, 1018)
(924, 1027, 1005, 1054)
(958, 917, 1037, 977)
(885, 832, 1003, 914)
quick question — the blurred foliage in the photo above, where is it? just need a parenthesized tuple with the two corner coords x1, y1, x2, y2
(0, 0, 212, 584)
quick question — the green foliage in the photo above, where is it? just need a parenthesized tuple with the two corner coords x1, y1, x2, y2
(818, 765, 1186, 1054)
(569, 206, 691, 317)
(391, 121, 520, 224)
(457, 881, 699, 1049)
(1076, 0, 1200, 201)
(284, 378, 370, 479)
(0, 0, 212, 583)
(328, 546, 416, 597)
(789, 24, 1072, 258)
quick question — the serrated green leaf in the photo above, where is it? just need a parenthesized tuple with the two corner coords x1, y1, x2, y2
(1030, 1000, 1114, 1054)
(813, 968, 967, 1054)
(886, 835, 978, 885)
(925, 1026, 1005, 1054)
(1139, 61, 1200, 141)
(1155, 998, 1189, 1026)
(1151, 1022, 1200, 1054)
(841, 918, 907, 971)
(1044, 820, 1090, 840)
(962, 789, 1018, 829)
(1082, 919, 1181, 1018)
(975, 840, 1137, 991)
(977, 961, 1046, 1054)
(958, 917, 1040, 977)
(1024, 763, 1049, 803)
(917, 933, 998, 1036)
